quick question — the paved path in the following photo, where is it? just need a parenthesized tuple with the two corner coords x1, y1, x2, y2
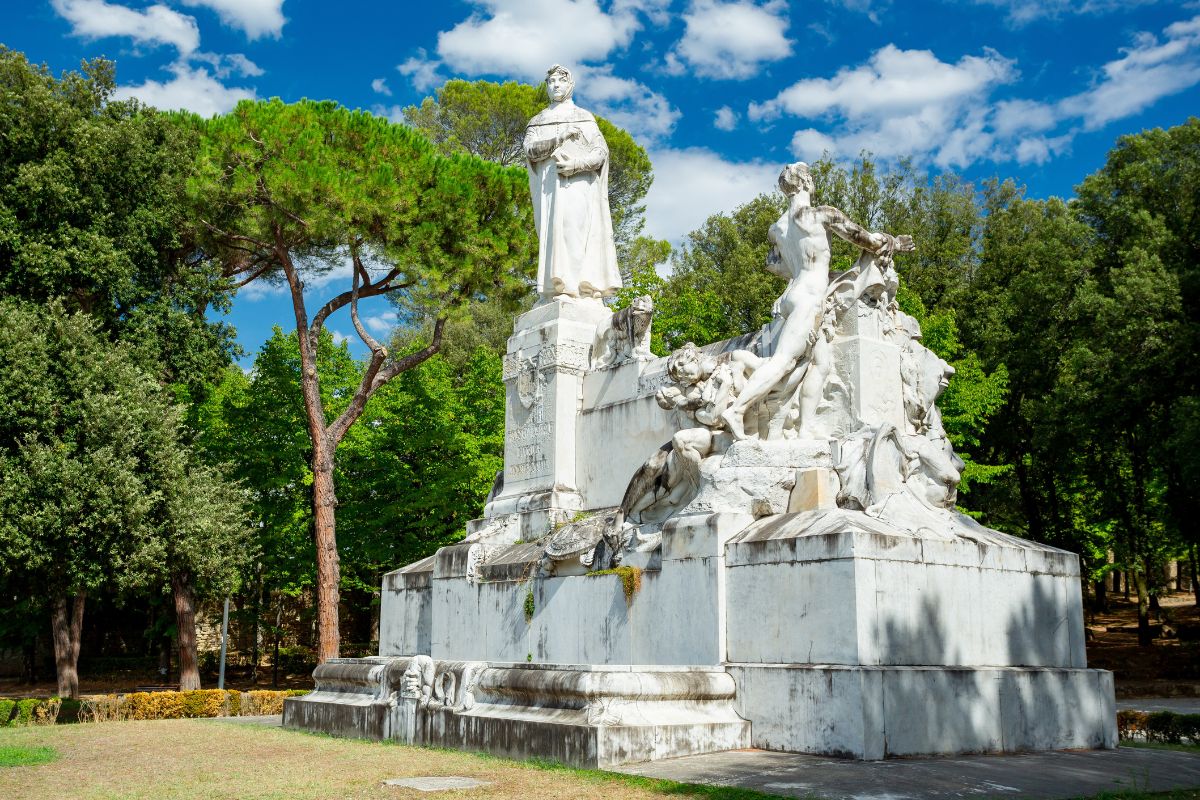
(616, 747, 1200, 800)
(1118, 698, 1200, 715)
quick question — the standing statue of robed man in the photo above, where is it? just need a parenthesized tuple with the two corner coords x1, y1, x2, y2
(524, 65, 622, 301)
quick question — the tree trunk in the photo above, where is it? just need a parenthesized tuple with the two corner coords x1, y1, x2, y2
(51, 592, 85, 699)
(1133, 566, 1153, 647)
(251, 569, 262, 685)
(1094, 578, 1108, 614)
(1191, 546, 1199, 607)
(272, 596, 283, 689)
(172, 571, 201, 690)
(312, 445, 341, 663)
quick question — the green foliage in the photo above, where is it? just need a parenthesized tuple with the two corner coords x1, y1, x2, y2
(0, 47, 236, 392)
(523, 589, 535, 624)
(0, 301, 174, 598)
(586, 566, 643, 605)
(193, 328, 360, 595)
(188, 97, 535, 319)
(0, 745, 58, 767)
(0, 697, 60, 727)
(1117, 709, 1200, 744)
(76, 689, 301, 721)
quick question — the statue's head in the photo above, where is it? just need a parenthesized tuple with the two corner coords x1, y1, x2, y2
(778, 162, 814, 196)
(545, 65, 575, 103)
(667, 342, 706, 386)
(630, 294, 654, 315)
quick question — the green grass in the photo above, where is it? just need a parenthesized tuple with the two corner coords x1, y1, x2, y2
(0, 744, 57, 768)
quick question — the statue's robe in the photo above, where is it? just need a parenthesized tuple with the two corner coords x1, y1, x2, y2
(524, 102, 621, 299)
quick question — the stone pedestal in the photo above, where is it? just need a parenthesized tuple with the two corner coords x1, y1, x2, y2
(484, 300, 611, 540)
(283, 659, 750, 768)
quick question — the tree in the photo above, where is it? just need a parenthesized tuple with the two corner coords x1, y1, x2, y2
(1067, 120, 1199, 636)
(403, 79, 654, 260)
(0, 47, 235, 391)
(188, 99, 534, 661)
(0, 301, 246, 696)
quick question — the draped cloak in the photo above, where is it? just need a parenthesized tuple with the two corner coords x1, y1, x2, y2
(523, 102, 622, 299)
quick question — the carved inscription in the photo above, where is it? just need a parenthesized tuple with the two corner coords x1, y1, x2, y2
(507, 398, 551, 482)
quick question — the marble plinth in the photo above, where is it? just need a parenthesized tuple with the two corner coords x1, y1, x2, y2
(283, 658, 750, 768)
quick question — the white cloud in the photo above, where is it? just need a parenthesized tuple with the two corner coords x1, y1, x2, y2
(969, 0, 1157, 26)
(371, 77, 392, 96)
(750, 44, 1015, 167)
(751, 45, 1014, 122)
(753, 14, 1200, 171)
(714, 106, 738, 131)
(177, 0, 286, 39)
(113, 63, 255, 116)
(398, 49, 447, 92)
(669, 0, 792, 80)
(331, 329, 352, 346)
(435, 0, 642, 79)
(192, 52, 264, 79)
(52, 0, 200, 55)
(1014, 133, 1072, 165)
(371, 104, 407, 124)
(1057, 14, 1200, 130)
(365, 311, 399, 334)
(990, 98, 1057, 137)
(789, 128, 837, 161)
(576, 65, 680, 142)
(643, 148, 780, 244)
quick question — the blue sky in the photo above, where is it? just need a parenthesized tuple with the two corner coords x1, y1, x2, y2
(4, 0, 1200, 364)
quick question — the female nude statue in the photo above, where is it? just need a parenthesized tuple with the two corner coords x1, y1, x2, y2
(720, 162, 914, 440)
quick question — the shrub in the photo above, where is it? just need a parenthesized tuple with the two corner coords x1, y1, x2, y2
(0, 698, 61, 727)
(79, 695, 125, 723)
(1117, 709, 1148, 740)
(65, 689, 306, 723)
(1119, 710, 1200, 744)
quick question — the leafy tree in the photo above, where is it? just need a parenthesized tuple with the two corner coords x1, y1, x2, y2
(188, 99, 534, 661)
(0, 301, 247, 696)
(403, 78, 654, 261)
(0, 47, 236, 392)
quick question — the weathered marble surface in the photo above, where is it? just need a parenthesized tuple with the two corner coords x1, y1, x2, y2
(283, 658, 749, 768)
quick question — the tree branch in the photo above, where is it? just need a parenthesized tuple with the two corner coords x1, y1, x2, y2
(310, 263, 411, 334)
(327, 317, 446, 445)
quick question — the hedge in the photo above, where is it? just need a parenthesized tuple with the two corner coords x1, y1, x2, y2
(78, 689, 308, 722)
(1117, 709, 1200, 744)
(0, 697, 61, 727)
(0, 689, 307, 725)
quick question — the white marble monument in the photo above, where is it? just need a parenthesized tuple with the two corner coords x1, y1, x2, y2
(284, 149, 1116, 765)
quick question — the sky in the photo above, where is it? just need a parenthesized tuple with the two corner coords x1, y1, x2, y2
(4, 0, 1200, 365)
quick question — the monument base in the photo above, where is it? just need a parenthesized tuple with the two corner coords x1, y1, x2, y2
(283, 658, 751, 768)
(728, 663, 1116, 760)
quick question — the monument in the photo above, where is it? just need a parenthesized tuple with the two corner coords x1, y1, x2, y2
(283, 71, 1116, 766)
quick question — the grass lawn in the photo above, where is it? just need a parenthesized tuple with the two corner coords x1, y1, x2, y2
(0, 719, 783, 800)
(2, 720, 1200, 800)
(0, 743, 57, 767)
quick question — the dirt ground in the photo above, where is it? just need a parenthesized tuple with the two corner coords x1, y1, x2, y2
(1084, 590, 1200, 697)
